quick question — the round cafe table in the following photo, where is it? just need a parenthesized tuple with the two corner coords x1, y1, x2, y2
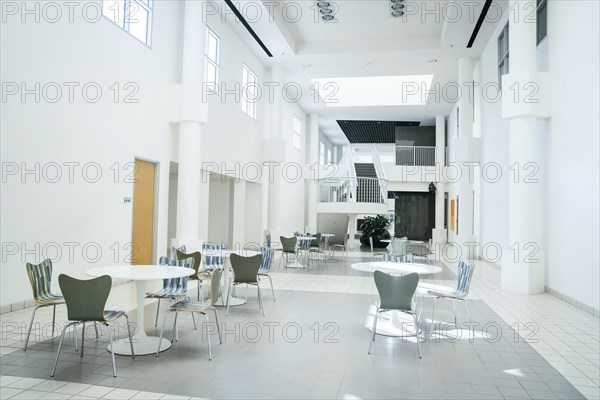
(87, 265, 194, 355)
(351, 262, 442, 337)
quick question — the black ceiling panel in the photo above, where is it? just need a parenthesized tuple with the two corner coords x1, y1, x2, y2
(337, 120, 420, 143)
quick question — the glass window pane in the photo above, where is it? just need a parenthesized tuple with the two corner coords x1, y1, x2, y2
(128, 1, 149, 44)
(103, 0, 125, 27)
(207, 32, 218, 62)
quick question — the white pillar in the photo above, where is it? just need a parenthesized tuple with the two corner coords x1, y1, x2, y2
(501, 0, 545, 294)
(266, 65, 285, 238)
(231, 180, 246, 248)
(433, 116, 447, 243)
(174, 0, 208, 252)
(306, 112, 319, 233)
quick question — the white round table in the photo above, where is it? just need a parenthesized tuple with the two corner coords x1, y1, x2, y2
(351, 262, 442, 337)
(87, 265, 194, 355)
(202, 249, 260, 306)
(351, 262, 441, 275)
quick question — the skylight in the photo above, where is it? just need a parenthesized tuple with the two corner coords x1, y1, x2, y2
(310, 75, 434, 107)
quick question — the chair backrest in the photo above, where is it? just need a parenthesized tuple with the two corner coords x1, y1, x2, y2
(297, 235, 311, 250)
(175, 250, 202, 280)
(280, 236, 297, 253)
(369, 236, 374, 252)
(159, 256, 194, 291)
(230, 254, 263, 283)
(265, 233, 272, 247)
(171, 244, 186, 258)
(391, 239, 406, 256)
(202, 242, 225, 268)
(310, 233, 321, 247)
(59, 274, 111, 321)
(26, 259, 56, 302)
(259, 246, 275, 273)
(374, 271, 419, 312)
(455, 261, 474, 296)
(208, 268, 223, 306)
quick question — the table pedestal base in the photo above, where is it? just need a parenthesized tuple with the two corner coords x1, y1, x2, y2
(108, 332, 171, 356)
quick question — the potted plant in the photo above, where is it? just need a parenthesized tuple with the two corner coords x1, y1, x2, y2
(359, 215, 391, 248)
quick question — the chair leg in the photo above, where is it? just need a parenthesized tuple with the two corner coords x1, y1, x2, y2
(205, 314, 212, 361)
(172, 311, 179, 342)
(266, 275, 276, 301)
(413, 313, 422, 359)
(52, 305, 56, 337)
(80, 322, 85, 357)
(154, 298, 161, 327)
(452, 299, 457, 327)
(73, 323, 78, 351)
(51, 322, 73, 377)
(24, 305, 41, 351)
(431, 297, 437, 332)
(156, 311, 170, 357)
(123, 315, 134, 358)
(191, 312, 197, 330)
(368, 310, 379, 354)
(107, 324, 117, 377)
(93, 322, 99, 338)
(257, 285, 265, 316)
(464, 299, 472, 323)
(212, 308, 222, 344)
(225, 281, 232, 317)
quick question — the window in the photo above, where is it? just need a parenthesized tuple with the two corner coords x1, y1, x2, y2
(319, 142, 325, 164)
(537, 0, 547, 45)
(326, 148, 332, 163)
(102, 0, 153, 46)
(204, 27, 220, 93)
(497, 23, 509, 88)
(292, 115, 302, 150)
(241, 64, 258, 119)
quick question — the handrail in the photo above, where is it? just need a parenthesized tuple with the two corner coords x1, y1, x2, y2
(317, 176, 388, 204)
(371, 145, 388, 203)
(396, 146, 437, 166)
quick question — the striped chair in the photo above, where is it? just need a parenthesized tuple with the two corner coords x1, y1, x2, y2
(24, 259, 67, 350)
(428, 261, 474, 327)
(146, 256, 195, 327)
(202, 242, 225, 270)
(174, 249, 203, 300)
(259, 246, 275, 301)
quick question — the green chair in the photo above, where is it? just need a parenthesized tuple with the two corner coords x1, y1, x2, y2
(369, 271, 422, 358)
(279, 236, 298, 269)
(156, 268, 223, 360)
(24, 259, 68, 351)
(226, 254, 265, 316)
(175, 249, 204, 300)
(51, 274, 134, 377)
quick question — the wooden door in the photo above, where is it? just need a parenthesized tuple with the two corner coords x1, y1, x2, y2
(131, 159, 155, 265)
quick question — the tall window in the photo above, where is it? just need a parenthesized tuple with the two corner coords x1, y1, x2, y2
(537, 0, 547, 45)
(205, 27, 220, 93)
(326, 148, 332, 163)
(102, 0, 153, 46)
(319, 142, 325, 164)
(241, 64, 258, 119)
(497, 23, 509, 88)
(292, 115, 302, 150)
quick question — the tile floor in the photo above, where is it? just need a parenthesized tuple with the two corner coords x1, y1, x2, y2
(1, 247, 598, 400)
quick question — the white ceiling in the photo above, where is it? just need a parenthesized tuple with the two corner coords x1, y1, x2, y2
(217, 0, 507, 145)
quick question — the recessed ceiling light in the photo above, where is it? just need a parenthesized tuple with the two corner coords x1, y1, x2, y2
(391, 10, 404, 17)
(428, 59, 438, 63)
(317, 1, 330, 8)
(320, 8, 333, 15)
(391, 3, 405, 10)
(391, 0, 404, 3)
(302, 64, 312, 68)
(322, 14, 335, 21)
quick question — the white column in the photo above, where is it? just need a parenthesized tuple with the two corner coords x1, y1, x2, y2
(501, 0, 544, 294)
(231, 180, 246, 248)
(433, 116, 447, 243)
(174, 0, 208, 251)
(266, 65, 285, 239)
(306, 112, 319, 233)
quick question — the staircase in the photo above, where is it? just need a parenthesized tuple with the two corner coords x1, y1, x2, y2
(354, 163, 383, 203)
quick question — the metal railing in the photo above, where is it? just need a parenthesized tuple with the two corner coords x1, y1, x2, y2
(396, 146, 437, 166)
(318, 177, 388, 204)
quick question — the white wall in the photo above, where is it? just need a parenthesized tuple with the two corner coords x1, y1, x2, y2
(544, 0, 599, 310)
(207, 176, 232, 246)
(0, 1, 184, 305)
(472, 1, 599, 310)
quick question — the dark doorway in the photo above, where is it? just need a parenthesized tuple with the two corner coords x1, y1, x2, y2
(392, 192, 435, 241)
